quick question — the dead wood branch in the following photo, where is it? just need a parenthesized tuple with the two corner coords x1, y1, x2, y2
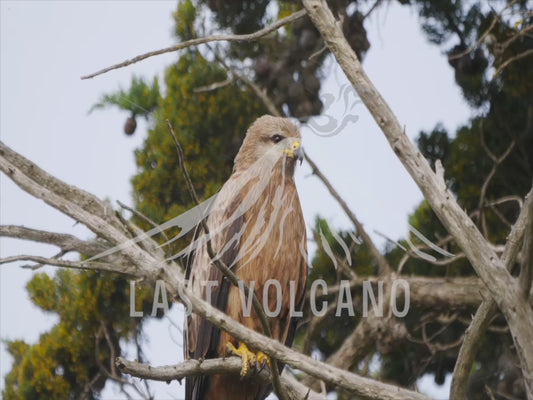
(0, 225, 108, 256)
(0, 255, 130, 274)
(302, 2, 533, 397)
(116, 356, 324, 400)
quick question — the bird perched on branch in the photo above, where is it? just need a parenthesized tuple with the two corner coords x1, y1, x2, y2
(184, 115, 308, 399)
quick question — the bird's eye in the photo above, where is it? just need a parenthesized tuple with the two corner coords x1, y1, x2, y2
(271, 134, 284, 143)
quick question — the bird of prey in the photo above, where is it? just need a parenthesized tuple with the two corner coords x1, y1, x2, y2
(184, 115, 308, 399)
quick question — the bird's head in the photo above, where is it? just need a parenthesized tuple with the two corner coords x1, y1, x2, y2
(233, 115, 304, 173)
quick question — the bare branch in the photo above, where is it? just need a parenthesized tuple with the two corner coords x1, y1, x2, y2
(434, 159, 446, 189)
(112, 211, 165, 262)
(0, 254, 134, 274)
(81, 9, 306, 80)
(311, 275, 486, 310)
(100, 322, 119, 378)
(302, 2, 533, 395)
(81, 372, 103, 400)
(0, 141, 162, 279)
(0, 142, 128, 237)
(487, 195, 524, 209)
(211, 51, 282, 117)
(95, 327, 150, 400)
(193, 77, 234, 93)
(500, 23, 533, 51)
(116, 356, 325, 400)
(309, 45, 328, 60)
(321, 317, 382, 370)
(0, 225, 108, 256)
(478, 133, 516, 236)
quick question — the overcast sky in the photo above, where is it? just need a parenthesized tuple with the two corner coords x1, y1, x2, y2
(1, 1, 471, 399)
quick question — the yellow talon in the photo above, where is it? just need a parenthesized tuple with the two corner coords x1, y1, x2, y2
(256, 351, 270, 371)
(226, 342, 270, 377)
(226, 342, 256, 376)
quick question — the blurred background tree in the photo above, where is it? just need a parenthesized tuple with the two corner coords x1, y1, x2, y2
(4, 1, 532, 399)
(89, 76, 160, 135)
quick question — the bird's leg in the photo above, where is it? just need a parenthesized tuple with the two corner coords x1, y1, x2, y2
(226, 342, 270, 376)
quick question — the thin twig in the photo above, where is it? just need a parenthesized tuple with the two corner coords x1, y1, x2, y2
(211, 51, 282, 117)
(478, 135, 515, 237)
(448, 13, 499, 60)
(194, 77, 234, 93)
(81, 372, 102, 400)
(309, 45, 328, 60)
(486, 195, 523, 209)
(100, 321, 119, 377)
(117, 200, 170, 244)
(500, 23, 533, 51)
(493, 48, 533, 78)
(95, 326, 149, 399)
(0, 254, 130, 273)
(113, 209, 164, 259)
(81, 9, 306, 80)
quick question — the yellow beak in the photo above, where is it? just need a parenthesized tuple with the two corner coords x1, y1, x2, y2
(283, 140, 304, 164)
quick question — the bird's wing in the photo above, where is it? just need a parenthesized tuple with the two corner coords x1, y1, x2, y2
(185, 177, 246, 400)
